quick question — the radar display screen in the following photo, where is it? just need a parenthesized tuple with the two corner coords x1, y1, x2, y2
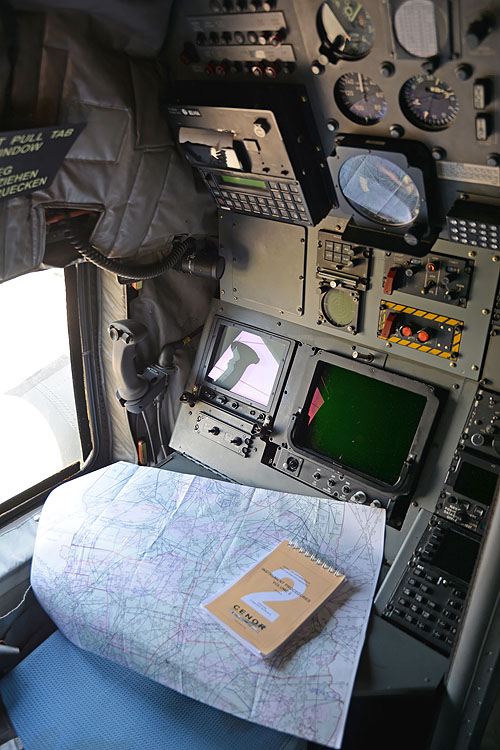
(206, 324, 289, 408)
(454, 461, 499, 506)
(293, 361, 427, 485)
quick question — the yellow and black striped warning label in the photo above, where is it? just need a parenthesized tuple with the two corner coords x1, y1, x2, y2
(378, 300, 463, 359)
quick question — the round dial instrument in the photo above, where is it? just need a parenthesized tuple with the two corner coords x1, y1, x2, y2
(335, 73, 387, 125)
(400, 74, 459, 130)
(319, 0, 375, 60)
(321, 288, 356, 328)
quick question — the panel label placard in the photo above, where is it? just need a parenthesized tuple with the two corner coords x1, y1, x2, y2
(0, 124, 85, 200)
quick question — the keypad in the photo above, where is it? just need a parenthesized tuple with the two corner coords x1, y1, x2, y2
(448, 217, 499, 249)
(446, 200, 500, 250)
(207, 175, 311, 225)
(323, 239, 356, 267)
(382, 518, 472, 657)
(385, 567, 466, 655)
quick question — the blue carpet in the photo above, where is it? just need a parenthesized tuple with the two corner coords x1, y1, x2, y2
(1, 631, 304, 750)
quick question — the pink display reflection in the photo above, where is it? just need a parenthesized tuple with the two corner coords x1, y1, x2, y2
(207, 331, 280, 406)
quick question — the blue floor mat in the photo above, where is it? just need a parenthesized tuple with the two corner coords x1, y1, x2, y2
(1, 631, 304, 750)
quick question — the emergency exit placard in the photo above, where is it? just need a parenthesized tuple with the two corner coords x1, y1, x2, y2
(0, 123, 85, 200)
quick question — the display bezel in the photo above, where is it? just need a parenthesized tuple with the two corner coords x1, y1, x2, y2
(287, 349, 439, 492)
(328, 133, 439, 255)
(447, 453, 500, 508)
(198, 317, 295, 417)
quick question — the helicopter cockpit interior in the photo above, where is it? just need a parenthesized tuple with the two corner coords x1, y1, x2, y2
(0, 1, 500, 749)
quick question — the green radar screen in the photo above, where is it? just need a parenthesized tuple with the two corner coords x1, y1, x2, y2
(0, 123, 85, 200)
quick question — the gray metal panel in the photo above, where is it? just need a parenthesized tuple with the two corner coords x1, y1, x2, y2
(219, 212, 306, 317)
(374, 509, 432, 613)
(482, 330, 500, 392)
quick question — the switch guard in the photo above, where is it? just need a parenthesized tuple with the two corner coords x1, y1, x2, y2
(378, 301, 463, 360)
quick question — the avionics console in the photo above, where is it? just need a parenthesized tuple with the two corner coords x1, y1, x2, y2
(264, 346, 439, 525)
(166, 82, 335, 226)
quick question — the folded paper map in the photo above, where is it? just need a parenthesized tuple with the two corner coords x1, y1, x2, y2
(31, 462, 385, 748)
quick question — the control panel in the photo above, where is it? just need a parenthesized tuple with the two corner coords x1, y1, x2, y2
(377, 300, 463, 361)
(166, 84, 334, 226)
(382, 517, 479, 656)
(316, 230, 371, 334)
(164, 0, 500, 685)
(382, 252, 474, 307)
(436, 388, 500, 533)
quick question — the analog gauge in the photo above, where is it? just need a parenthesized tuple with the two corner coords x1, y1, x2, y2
(338, 154, 420, 226)
(319, 0, 375, 60)
(321, 288, 356, 328)
(400, 75, 459, 130)
(335, 73, 387, 125)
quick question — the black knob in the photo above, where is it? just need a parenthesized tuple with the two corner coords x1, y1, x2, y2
(253, 117, 270, 136)
(380, 61, 395, 77)
(231, 436, 243, 445)
(421, 56, 439, 74)
(487, 153, 500, 167)
(311, 60, 325, 75)
(270, 29, 285, 46)
(313, 471, 321, 480)
(432, 147, 446, 161)
(455, 64, 473, 81)
(208, 426, 220, 435)
(286, 456, 299, 472)
(466, 16, 496, 49)
(389, 124, 404, 138)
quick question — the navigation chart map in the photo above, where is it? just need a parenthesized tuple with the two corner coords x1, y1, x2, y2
(31, 462, 385, 748)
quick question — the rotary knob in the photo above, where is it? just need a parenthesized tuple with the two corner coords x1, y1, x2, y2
(471, 432, 485, 447)
(350, 490, 367, 504)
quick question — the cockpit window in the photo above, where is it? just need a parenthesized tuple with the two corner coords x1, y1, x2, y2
(0, 268, 82, 504)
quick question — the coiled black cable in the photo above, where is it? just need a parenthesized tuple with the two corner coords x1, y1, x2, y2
(63, 226, 196, 280)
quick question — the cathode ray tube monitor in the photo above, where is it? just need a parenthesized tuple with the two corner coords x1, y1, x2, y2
(202, 320, 292, 413)
(289, 353, 439, 492)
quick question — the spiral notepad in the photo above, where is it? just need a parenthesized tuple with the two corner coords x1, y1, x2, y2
(203, 539, 345, 657)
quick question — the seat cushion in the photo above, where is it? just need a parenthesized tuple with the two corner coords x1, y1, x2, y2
(1, 631, 305, 750)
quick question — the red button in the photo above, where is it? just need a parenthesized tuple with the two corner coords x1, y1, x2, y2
(417, 329, 431, 343)
(401, 325, 414, 338)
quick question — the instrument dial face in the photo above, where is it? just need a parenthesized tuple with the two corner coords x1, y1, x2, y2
(319, 0, 375, 60)
(400, 75, 459, 130)
(335, 73, 387, 125)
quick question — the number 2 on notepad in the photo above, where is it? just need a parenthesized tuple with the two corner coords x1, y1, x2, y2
(241, 567, 307, 622)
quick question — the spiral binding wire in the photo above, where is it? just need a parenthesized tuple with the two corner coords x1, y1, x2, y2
(286, 540, 343, 576)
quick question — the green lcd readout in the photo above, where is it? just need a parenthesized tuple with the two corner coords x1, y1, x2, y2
(220, 174, 267, 190)
(294, 362, 427, 486)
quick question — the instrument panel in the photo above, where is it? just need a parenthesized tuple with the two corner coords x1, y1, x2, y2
(164, 0, 500, 680)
